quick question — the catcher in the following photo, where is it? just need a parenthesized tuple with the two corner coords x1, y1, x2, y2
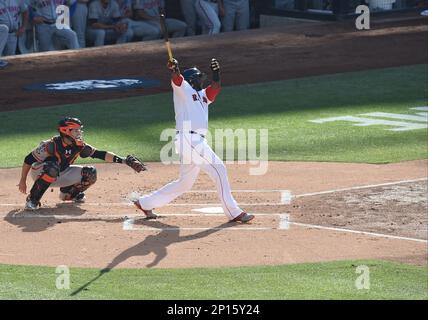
(17, 117, 154, 217)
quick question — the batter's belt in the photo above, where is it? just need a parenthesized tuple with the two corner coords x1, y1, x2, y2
(176, 130, 206, 138)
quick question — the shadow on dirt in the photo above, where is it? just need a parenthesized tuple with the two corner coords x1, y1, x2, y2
(70, 218, 234, 297)
(4, 203, 123, 232)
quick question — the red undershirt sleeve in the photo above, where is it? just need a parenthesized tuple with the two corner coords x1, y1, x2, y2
(206, 85, 221, 102)
(171, 74, 184, 87)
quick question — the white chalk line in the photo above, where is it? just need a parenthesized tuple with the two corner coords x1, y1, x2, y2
(289, 222, 428, 243)
(4, 212, 287, 231)
(2, 178, 426, 240)
(0, 202, 286, 207)
(124, 214, 288, 231)
(185, 189, 287, 193)
(123, 215, 427, 242)
(126, 227, 278, 231)
(293, 178, 428, 198)
(127, 226, 427, 240)
(3, 210, 426, 242)
(1, 177, 426, 208)
(4, 213, 280, 219)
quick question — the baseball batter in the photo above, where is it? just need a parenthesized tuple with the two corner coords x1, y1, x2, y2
(19, 117, 150, 214)
(195, 0, 223, 35)
(133, 58, 254, 223)
(31, 0, 79, 51)
(0, 0, 29, 56)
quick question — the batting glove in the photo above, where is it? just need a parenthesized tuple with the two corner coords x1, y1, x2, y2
(167, 58, 179, 72)
(210, 58, 220, 72)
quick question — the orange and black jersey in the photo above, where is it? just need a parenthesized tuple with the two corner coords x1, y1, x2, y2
(25, 136, 105, 172)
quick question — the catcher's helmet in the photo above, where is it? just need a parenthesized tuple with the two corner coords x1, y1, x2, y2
(182, 67, 207, 91)
(58, 117, 84, 146)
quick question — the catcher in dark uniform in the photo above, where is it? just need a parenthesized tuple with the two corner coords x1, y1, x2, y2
(17, 117, 156, 218)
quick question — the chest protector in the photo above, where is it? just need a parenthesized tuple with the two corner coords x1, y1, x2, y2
(52, 136, 84, 172)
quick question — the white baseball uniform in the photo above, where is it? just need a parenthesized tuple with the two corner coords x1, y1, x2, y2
(137, 74, 244, 220)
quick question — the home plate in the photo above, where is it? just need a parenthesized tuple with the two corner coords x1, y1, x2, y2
(192, 207, 224, 214)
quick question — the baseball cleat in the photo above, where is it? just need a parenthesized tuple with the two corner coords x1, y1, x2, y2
(73, 192, 86, 203)
(24, 199, 41, 211)
(231, 212, 255, 223)
(133, 200, 158, 219)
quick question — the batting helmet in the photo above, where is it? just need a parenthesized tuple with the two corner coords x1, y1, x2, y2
(58, 117, 84, 146)
(182, 67, 207, 91)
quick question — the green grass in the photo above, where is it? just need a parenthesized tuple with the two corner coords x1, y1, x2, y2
(0, 64, 427, 167)
(0, 260, 426, 299)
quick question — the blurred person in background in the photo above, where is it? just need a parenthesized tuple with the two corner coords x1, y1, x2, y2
(222, 0, 249, 31)
(195, 0, 224, 35)
(70, 0, 89, 48)
(133, 0, 187, 38)
(86, 0, 133, 46)
(0, 0, 29, 57)
(30, 0, 79, 51)
(117, 0, 161, 40)
(180, 0, 198, 35)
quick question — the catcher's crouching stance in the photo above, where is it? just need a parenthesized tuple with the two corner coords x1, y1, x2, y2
(18, 117, 153, 217)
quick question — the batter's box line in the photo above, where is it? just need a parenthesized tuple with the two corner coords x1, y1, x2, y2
(289, 222, 428, 244)
(122, 214, 428, 243)
(2, 177, 426, 220)
(0, 192, 292, 208)
(180, 189, 288, 193)
(292, 178, 428, 198)
(0, 202, 290, 207)
(3, 213, 283, 219)
(5, 211, 426, 243)
(123, 213, 289, 231)
(126, 226, 283, 231)
(130, 178, 427, 198)
(2, 177, 426, 209)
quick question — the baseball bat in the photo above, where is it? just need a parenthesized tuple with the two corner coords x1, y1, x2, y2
(159, 13, 174, 62)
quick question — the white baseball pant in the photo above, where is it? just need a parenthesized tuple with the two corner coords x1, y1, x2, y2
(138, 133, 243, 220)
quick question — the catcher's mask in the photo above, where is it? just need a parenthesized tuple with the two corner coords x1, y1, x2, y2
(58, 117, 84, 146)
(182, 67, 208, 91)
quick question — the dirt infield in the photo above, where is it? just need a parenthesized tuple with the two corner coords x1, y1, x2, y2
(0, 17, 427, 111)
(0, 17, 427, 270)
(0, 160, 426, 269)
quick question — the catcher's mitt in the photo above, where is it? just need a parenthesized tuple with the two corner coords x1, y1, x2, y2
(125, 155, 147, 173)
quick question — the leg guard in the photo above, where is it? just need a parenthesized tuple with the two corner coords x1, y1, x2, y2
(28, 161, 60, 203)
(60, 166, 97, 201)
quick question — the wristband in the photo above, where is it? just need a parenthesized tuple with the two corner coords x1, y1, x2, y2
(212, 70, 220, 82)
(112, 155, 124, 164)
